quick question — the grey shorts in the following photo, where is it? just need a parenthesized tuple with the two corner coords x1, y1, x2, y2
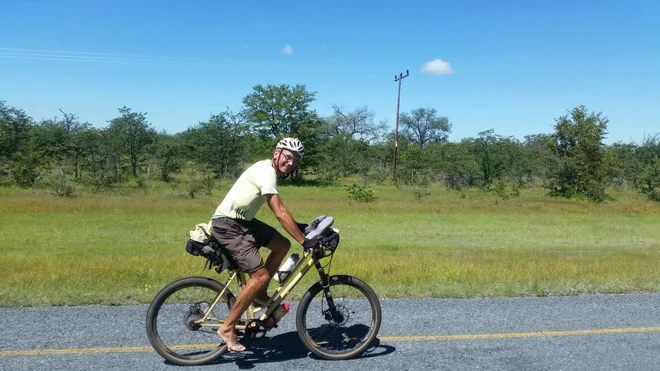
(210, 217, 276, 273)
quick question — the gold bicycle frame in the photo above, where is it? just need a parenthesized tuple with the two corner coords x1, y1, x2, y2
(197, 249, 319, 331)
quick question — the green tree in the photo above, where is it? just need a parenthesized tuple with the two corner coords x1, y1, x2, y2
(19, 109, 92, 180)
(107, 107, 157, 177)
(153, 132, 183, 182)
(57, 110, 92, 179)
(0, 101, 33, 168)
(631, 134, 660, 201)
(521, 133, 554, 186)
(546, 105, 611, 202)
(316, 136, 376, 181)
(437, 141, 480, 190)
(603, 141, 638, 187)
(182, 110, 248, 179)
(77, 128, 123, 190)
(242, 84, 323, 180)
(9, 150, 44, 187)
(398, 144, 434, 185)
(242, 84, 317, 139)
(325, 104, 387, 143)
(313, 105, 388, 183)
(399, 107, 451, 148)
(27, 119, 69, 161)
(465, 130, 523, 188)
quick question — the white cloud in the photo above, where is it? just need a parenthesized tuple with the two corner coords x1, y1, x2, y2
(421, 58, 454, 75)
(282, 44, 294, 55)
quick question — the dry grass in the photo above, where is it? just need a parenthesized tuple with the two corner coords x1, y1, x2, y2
(0, 183, 658, 306)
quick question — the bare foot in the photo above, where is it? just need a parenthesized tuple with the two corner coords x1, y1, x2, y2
(217, 325, 245, 352)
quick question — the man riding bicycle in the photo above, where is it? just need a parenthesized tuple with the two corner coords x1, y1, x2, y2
(210, 137, 317, 352)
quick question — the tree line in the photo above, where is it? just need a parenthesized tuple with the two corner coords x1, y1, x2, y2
(1, 84, 659, 202)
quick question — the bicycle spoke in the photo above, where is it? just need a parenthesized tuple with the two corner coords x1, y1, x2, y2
(146, 277, 235, 365)
(297, 275, 381, 360)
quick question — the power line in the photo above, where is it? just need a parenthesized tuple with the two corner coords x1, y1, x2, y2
(0, 47, 219, 65)
(0, 47, 207, 60)
(0, 53, 174, 65)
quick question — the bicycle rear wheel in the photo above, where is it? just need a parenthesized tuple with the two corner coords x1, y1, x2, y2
(296, 275, 382, 360)
(146, 276, 235, 366)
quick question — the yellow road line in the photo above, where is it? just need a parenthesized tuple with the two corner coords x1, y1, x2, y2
(0, 343, 220, 357)
(2, 327, 659, 357)
(0, 346, 156, 357)
(379, 326, 660, 342)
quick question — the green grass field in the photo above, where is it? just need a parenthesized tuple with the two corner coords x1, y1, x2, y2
(1, 183, 659, 307)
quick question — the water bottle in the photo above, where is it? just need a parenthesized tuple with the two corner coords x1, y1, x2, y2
(272, 302, 290, 323)
(263, 302, 291, 329)
(274, 253, 299, 282)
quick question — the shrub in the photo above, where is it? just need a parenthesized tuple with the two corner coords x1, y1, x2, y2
(47, 166, 74, 197)
(344, 182, 377, 203)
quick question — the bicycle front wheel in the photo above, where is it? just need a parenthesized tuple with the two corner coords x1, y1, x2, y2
(146, 276, 235, 366)
(296, 275, 382, 360)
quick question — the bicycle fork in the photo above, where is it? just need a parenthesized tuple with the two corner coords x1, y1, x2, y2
(315, 260, 345, 324)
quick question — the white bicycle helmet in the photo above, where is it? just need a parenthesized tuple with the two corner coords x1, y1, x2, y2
(275, 137, 305, 158)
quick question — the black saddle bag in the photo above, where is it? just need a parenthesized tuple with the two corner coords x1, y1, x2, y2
(185, 239, 237, 273)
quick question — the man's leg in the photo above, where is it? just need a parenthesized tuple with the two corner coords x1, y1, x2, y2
(217, 230, 290, 351)
(217, 267, 270, 352)
(255, 231, 291, 303)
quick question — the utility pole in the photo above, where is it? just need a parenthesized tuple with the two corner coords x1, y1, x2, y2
(393, 69, 409, 184)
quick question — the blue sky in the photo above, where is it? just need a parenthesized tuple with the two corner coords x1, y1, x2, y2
(1, 0, 658, 144)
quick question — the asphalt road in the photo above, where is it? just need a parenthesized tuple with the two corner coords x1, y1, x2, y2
(2, 293, 659, 370)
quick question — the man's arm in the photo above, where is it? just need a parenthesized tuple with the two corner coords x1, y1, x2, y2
(266, 193, 305, 244)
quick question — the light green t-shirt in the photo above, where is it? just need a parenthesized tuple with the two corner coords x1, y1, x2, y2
(212, 159, 278, 221)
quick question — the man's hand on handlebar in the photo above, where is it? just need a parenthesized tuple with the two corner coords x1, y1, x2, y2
(302, 236, 320, 252)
